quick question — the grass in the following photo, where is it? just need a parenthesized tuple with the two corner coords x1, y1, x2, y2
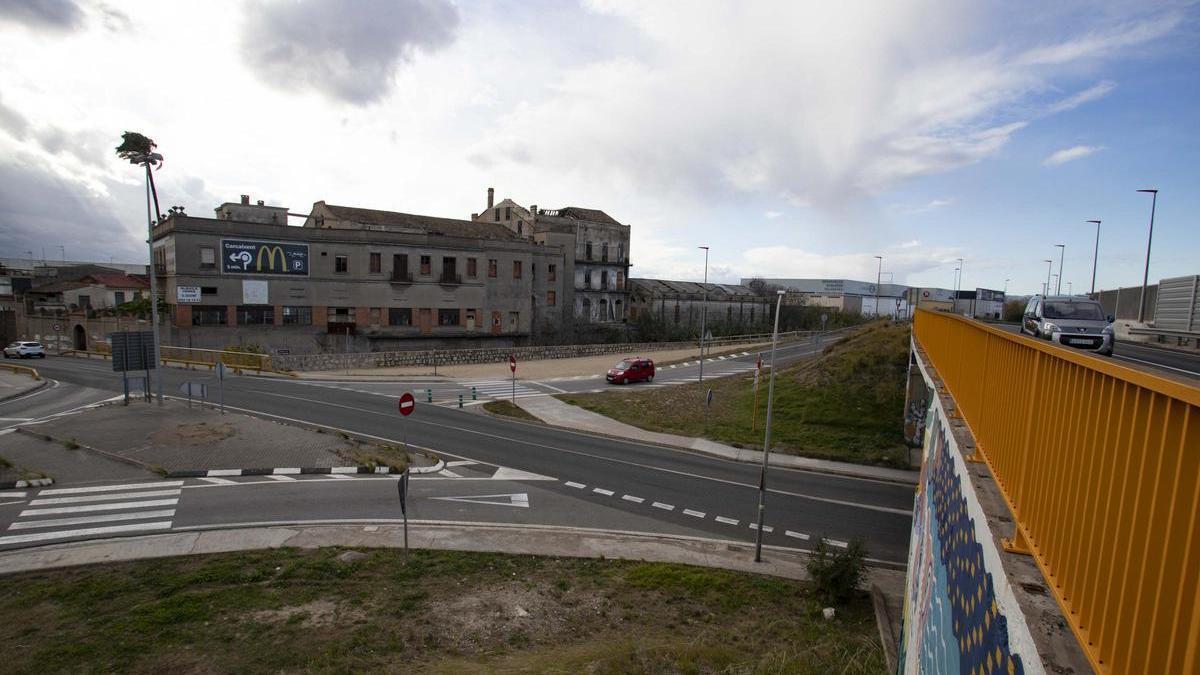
(557, 321, 912, 468)
(62, 438, 80, 450)
(341, 443, 412, 471)
(483, 400, 541, 422)
(0, 455, 11, 469)
(0, 548, 885, 673)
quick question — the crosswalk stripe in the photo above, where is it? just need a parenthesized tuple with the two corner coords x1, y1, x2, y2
(0, 491, 27, 499)
(324, 474, 352, 479)
(198, 477, 236, 485)
(0, 521, 173, 545)
(9, 509, 177, 530)
(29, 489, 181, 506)
(38, 481, 183, 496)
(266, 475, 295, 482)
(19, 498, 179, 517)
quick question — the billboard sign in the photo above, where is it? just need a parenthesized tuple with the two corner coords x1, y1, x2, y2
(177, 286, 201, 303)
(221, 239, 308, 276)
(976, 288, 1005, 302)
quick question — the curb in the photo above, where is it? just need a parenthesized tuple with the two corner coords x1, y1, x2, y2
(0, 377, 48, 405)
(0, 477, 54, 490)
(166, 459, 446, 478)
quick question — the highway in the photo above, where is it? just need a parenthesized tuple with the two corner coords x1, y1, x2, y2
(988, 322, 1200, 382)
(0, 346, 915, 565)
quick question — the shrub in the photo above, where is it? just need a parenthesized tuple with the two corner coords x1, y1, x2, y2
(805, 538, 868, 604)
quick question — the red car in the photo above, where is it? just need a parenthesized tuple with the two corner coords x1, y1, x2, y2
(607, 357, 655, 384)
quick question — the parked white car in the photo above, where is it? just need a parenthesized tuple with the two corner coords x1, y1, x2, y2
(3, 341, 46, 359)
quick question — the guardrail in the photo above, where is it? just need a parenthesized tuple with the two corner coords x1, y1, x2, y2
(0, 363, 41, 381)
(60, 346, 292, 376)
(912, 309, 1200, 675)
(1127, 326, 1199, 350)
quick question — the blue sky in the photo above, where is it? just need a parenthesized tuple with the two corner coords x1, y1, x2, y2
(0, 0, 1196, 296)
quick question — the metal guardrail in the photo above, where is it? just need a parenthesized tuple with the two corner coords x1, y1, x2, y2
(1127, 326, 1199, 349)
(913, 308, 1200, 675)
(61, 345, 291, 376)
(0, 363, 41, 380)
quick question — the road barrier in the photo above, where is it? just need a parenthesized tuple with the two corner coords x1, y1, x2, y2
(0, 363, 41, 381)
(913, 308, 1200, 675)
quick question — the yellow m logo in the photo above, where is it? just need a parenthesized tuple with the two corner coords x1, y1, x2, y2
(256, 246, 286, 271)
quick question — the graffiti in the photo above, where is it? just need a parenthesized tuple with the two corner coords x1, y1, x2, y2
(903, 397, 928, 446)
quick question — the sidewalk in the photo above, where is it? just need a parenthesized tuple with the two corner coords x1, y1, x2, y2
(515, 395, 920, 484)
(0, 369, 45, 403)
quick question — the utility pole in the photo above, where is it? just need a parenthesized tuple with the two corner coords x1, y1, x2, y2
(698, 246, 709, 383)
(1054, 244, 1065, 295)
(1043, 259, 1053, 297)
(873, 255, 882, 318)
(1136, 189, 1158, 323)
(754, 289, 786, 563)
(1086, 220, 1101, 295)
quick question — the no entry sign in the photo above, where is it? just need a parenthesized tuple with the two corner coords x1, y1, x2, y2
(398, 392, 416, 416)
(509, 354, 517, 372)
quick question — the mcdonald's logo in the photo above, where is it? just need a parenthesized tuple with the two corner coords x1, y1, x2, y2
(256, 245, 286, 272)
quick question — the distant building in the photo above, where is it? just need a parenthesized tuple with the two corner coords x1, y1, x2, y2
(628, 279, 771, 329)
(24, 272, 149, 313)
(743, 278, 910, 318)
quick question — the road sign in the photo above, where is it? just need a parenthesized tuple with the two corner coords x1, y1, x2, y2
(509, 354, 517, 372)
(111, 330, 156, 372)
(398, 392, 416, 416)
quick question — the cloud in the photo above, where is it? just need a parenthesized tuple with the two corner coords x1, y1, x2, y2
(1042, 145, 1103, 166)
(1047, 80, 1116, 114)
(736, 243, 961, 284)
(0, 95, 29, 138)
(0, 0, 83, 31)
(764, 210, 782, 220)
(240, 0, 460, 105)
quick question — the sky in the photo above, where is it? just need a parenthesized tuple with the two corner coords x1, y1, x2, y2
(0, 0, 1197, 296)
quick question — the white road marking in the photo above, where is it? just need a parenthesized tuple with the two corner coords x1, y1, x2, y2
(537, 382, 569, 393)
(682, 509, 705, 518)
(1113, 354, 1200, 377)
(0, 521, 173, 545)
(38, 480, 183, 496)
(592, 488, 614, 496)
(565, 481, 586, 489)
(0, 491, 27, 499)
(785, 530, 810, 540)
(29, 489, 180, 506)
(197, 477, 236, 485)
(324, 474, 352, 479)
(20, 498, 179, 516)
(331, 466, 359, 474)
(444, 460, 478, 467)
(652, 502, 674, 511)
(668, 365, 677, 369)
(749, 523, 774, 533)
(8, 509, 177, 530)
(715, 516, 739, 525)
(272, 468, 302, 475)
(438, 469, 464, 478)
(266, 475, 295, 482)
(490, 467, 556, 481)
(430, 493, 529, 508)
(207, 469, 243, 477)
(621, 495, 644, 503)
(824, 538, 849, 548)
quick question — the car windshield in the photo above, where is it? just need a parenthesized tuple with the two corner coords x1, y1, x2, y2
(615, 360, 633, 369)
(1043, 301, 1105, 321)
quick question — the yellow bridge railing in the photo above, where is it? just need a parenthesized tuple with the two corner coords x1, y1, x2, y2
(913, 309, 1200, 675)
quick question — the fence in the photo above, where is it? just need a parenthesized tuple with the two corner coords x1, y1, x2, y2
(912, 308, 1200, 674)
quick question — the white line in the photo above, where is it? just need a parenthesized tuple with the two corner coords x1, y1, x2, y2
(668, 365, 676, 369)
(266, 475, 295, 482)
(564, 481, 586, 489)
(824, 538, 848, 548)
(682, 509, 705, 518)
(272, 468, 302, 475)
(324, 474, 352, 479)
(197, 477, 236, 485)
(9, 509, 176, 530)
(38, 480, 184, 496)
(0, 521, 173, 545)
(29, 489, 181, 506)
(537, 382, 568, 393)
(19, 498, 179, 516)
(715, 516, 739, 525)
(652, 502, 674, 511)
(444, 460, 478, 467)
(785, 530, 810, 540)
(621, 495, 644, 503)
(592, 488, 614, 496)
(330, 466, 359, 474)
(439, 469, 464, 478)
(1113, 354, 1200, 377)
(207, 469, 242, 477)
(0, 491, 27, 499)
(749, 523, 774, 533)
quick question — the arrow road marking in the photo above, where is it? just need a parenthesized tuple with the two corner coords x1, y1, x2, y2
(430, 493, 530, 508)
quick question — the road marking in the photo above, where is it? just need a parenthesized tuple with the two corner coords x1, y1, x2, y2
(682, 509, 705, 518)
(621, 495, 644, 503)
(19, 498, 179, 516)
(324, 474, 352, 479)
(8, 509, 177, 530)
(715, 516, 739, 525)
(0, 491, 27, 499)
(29, 489, 180, 506)
(1113, 354, 1200, 377)
(0, 521, 173, 545)
(272, 467, 302, 475)
(207, 469, 243, 477)
(537, 382, 569, 393)
(0, 417, 32, 421)
(785, 530, 810, 540)
(38, 480, 184, 496)
(824, 538, 848, 548)
(565, 481, 586, 489)
(197, 477, 236, 485)
(749, 523, 774, 533)
(266, 475, 295, 482)
(652, 502, 674, 511)
(444, 460, 478, 467)
(331, 466, 359, 474)
(668, 365, 677, 369)
(592, 488, 614, 496)
(491, 467, 556, 481)
(430, 493, 529, 508)
(439, 469, 464, 478)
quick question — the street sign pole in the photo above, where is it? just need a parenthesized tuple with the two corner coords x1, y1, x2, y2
(509, 355, 517, 404)
(216, 361, 226, 414)
(397, 469, 410, 559)
(755, 290, 785, 563)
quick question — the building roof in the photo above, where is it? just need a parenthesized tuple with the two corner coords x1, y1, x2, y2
(82, 273, 150, 289)
(542, 207, 623, 227)
(630, 278, 758, 297)
(314, 202, 519, 241)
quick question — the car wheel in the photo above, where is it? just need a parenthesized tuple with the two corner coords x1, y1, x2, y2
(38, 353, 46, 358)
(647, 375, 654, 382)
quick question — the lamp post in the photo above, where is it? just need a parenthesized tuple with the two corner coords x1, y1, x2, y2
(873, 255, 883, 318)
(1004, 278, 1010, 294)
(754, 289, 786, 563)
(698, 246, 709, 383)
(952, 266, 960, 314)
(1068, 281, 1073, 296)
(1086, 220, 1101, 295)
(1136, 189, 1158, 323)
(1044, 259, 1053, 297)
(1054, 244, 1065, 295)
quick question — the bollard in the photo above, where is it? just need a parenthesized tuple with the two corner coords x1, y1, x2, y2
(458, 394, 463, 408)
(472, 386, 477, 400)
(426, 388, 432, 403)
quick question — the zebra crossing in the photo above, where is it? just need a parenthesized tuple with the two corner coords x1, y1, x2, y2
(0, 480, 181, 546)
(461, 380, 546, 400)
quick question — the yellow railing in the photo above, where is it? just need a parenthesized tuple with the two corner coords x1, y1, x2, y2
(913, 309, 1200, 675)
(0, 363, 41, 380)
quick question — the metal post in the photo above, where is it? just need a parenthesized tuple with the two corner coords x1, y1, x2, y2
(143, 168, 163, 404)
(472, 386, 477, 400)
(426, 388, 432, 403)
(1055, 244, 1065, 295)
(1044, 259, 1053, 297)
(874, 255, 882, 317)
(698, 246, 709, 382)
(458, 393, 463, 408)
(511, 370, 515, 404)
(1087, 220, 1101, 295)
(1136, 189, 1158, 323)
(754, 290, 785, 563)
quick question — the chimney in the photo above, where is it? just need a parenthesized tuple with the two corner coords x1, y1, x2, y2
(257, 200, 264, 206)
(530, 204, 537, 216)
(240, 194, 250, 205)
(487, 187, 494, 209)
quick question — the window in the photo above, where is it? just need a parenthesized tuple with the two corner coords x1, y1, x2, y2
(201, 286, 218, 295)
(548, 264, 556, 281)
(488, 259, 497, 278)
(601, 270, 609, 289)
(585, 241, 593, 260)
(513, 261, 522, 279)
(517, 221, 523, 235)
(494, 208, 501, 221)
(78, 294, 91, 308)
(505, 206, 511, 220)
(369, 308, 381, 325)
(617, 271, 624, 290)
(193, 305, 227, 326)
(438, 308, 459, 326)
(467, 257, 477, 277)
(420, 255, 431, 275)
(328, 307, 354, 324)
(602, 243, 609, 262)
(199, 246, 216, 269)
(547, 290, 556, 306)
(114, 291, 126, 305)
(617, 243, 624, 262)
(584, 270, 592, 288)
(441, 257, 458, 283)
(388, 308, 412, 326)
(335, 255, 348, 273)
(282, 306, 311, 325)
(674, 303, 681, 323)
(369, 252, 381, 274)
(237, 306, 274, 325)
(393, 254, 409, 281)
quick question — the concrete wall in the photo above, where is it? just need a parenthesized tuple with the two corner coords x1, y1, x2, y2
(1095, 283, 1157, 321)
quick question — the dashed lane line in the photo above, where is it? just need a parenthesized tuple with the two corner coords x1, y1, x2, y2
(652, 502, 674, 511)
(593, 488, 615, 496)
(682, 509, 705, 518)
(785, 530, 810, 540)
(565, 481, 586, 489)
(621, 495, 644, 503)
(715, 516, 739, 525)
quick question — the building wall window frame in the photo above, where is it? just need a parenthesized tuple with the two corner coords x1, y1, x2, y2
(369, 252, 381, 274)
(419, 255, 431, 276)
(193, 305, 227, 326)
(328, 307, 354, 324)
(237, 306, 274, 325)
(548, 264, 557, 282)
(199, 246, 216, 270)
(388, 308, 412, 326)
(282, 306, 312, 325)
(437, 308, 460, 326)
(335, 255, 348, 273)
(467, 257, 477, 278)
(513, 260, 522, 279)
(547, 290, 556, 306)
(488, 259, 498, 278)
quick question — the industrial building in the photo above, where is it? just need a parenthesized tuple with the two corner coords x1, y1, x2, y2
(627, 279, 772, 330)
(743, 278, 911, 318)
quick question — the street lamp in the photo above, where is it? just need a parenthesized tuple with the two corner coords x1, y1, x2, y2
(754, 289, 786, 563)
(873, 255, 882, 318)
(952, 266, 961, 314)
(698, 246, 709, 383)
(1068, 281, 1073, 296)
(1085, 220, 1101, 295)
(1054, 244, 1065, 295)
(1004, 278, 1010, 294)
(1136, 189, 1158, 323)
(1043, 259, 1053, 297)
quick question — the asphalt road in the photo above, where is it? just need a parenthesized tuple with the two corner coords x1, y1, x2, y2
(988, 322, 1200, 381)
(0, 349, 914, 564)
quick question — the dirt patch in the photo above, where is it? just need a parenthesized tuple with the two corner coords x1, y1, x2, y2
(150, 421, 236, 447)
(252, 599, 364, 628)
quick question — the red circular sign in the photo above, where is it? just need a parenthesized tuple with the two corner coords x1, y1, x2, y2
(398, 392, 415, 416)
(509, 355, 517, 372)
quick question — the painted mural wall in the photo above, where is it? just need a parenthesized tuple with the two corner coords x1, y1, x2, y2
(898, 345, 1044, 674)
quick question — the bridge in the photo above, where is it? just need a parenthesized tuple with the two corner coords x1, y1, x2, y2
(905, 308, 1199, 674)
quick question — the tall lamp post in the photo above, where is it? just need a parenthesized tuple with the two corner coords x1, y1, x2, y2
(698, 246, 709, 382)
(952, 266, 960, 314)
(754, 289, 786, 563)
(116, 132, 165, 405)
(1004, 278, 1010, 294)
(1086, 220, 1101, 295)
(873, 255, 883, 318)
(1043, 259, 1053, 297)
(1136, 189, 1158, 323)
(1054, 244, 1065, 295)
